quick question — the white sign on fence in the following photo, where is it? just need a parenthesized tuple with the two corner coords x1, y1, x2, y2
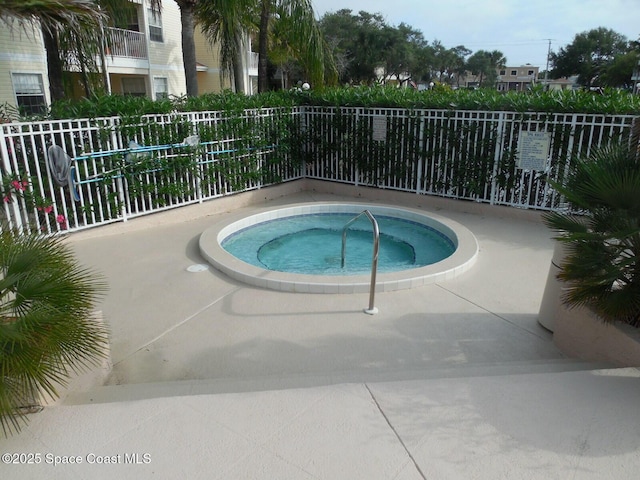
(372, 116, 387, 142)
(518, 131, 551, 170)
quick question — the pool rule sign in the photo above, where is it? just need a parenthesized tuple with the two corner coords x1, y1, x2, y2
(372, 116, 387, 142)
(517, 131, 551, 170)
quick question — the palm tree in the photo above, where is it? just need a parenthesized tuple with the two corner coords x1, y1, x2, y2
(197, 0, 335, 93)
(0, 0, 105, 29)
(175, 0, 199, 97)
(197, 0, 256, 93)
(543, 140, 640, 326)
(266, 0, 333, 91)
(0, 228, 108, 435)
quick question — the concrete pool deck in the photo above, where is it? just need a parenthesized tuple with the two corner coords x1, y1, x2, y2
(3, 180, 640, 479)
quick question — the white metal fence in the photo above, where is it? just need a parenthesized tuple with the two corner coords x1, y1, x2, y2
(1, 107, 637, 235)
(1, 109, 303, 234)
(302, 107, 638, 210)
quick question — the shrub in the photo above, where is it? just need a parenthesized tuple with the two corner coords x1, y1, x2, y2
(543, 140, 640, 326)
(45, 86, 640, 121)
(0, 228, 107, 435)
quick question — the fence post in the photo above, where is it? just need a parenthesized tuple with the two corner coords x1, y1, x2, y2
(489, 112, 506, 205)
(0, 124, 26, 232)
(354, 107, 362, 187)
(415, 112, 426, 194)
(108, 118, 128, 222)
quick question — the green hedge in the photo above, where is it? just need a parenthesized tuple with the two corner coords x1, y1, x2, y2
(46, 86, 640, 120)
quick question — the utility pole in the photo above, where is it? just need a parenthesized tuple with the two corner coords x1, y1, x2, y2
(544, 39, 552, 89)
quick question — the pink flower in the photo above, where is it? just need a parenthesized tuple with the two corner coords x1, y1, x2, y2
(11, 180, 26, 191)
(56, 214, 68, 230)
(3, 195, 11, 203)
(37, 205, 54, 214)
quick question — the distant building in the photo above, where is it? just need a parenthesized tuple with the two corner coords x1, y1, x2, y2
(456, 65, 539, 91)
(543, 76, 579, 91)
(496, 65, 539, 92)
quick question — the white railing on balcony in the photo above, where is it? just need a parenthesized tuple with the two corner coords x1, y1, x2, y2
(106, 28, 148, 59)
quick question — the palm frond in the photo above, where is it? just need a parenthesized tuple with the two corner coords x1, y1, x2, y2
(0, 228, 107, 436)
(543, 140, 640, 326)
(197, 0, 257, 80)
(0, 0, 107, 33)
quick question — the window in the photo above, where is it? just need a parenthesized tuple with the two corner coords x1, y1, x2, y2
(12, 73, 46, 115)
(510, 70, 517, 76)
(115, 5, 140, 31)
(528, 70, 535, 76)
(148, 8, 163, 42)
(499, 70, 506, 76)
(154, 77, 168, 99)
(121, 77, 147, 97)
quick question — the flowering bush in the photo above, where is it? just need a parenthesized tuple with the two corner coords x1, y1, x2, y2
(1, 176, 60, 229)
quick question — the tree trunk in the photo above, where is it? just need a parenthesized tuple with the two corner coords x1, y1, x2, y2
(258, 0, 270, 93)
(179, 3, 198, 97)
(233, 33, 247, 94)
(42, 27, 65, 103)
(76, 38, 91, 97)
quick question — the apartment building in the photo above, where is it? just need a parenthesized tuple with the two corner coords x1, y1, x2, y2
(456, 64, 539, 91)
(496, 65, 539, 91)
(0, 0, 252, 115)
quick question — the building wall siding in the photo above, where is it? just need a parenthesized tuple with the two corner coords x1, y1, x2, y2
(194, 30, 232, 93)
(0, 0, 231, 112)
(0, 26, 50, 110)
(147, 1, 186, 97)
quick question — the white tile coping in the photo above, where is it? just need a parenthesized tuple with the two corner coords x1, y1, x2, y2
(199, 202, 479, 294)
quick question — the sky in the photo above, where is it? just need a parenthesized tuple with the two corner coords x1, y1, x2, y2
(312, 0, 640, 70)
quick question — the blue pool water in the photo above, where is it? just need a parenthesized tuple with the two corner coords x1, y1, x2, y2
(221, 213, 456, 275)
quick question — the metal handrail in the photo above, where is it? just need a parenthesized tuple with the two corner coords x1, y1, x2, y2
(341, 210, 379, 314)
(105, 27, 148, 59)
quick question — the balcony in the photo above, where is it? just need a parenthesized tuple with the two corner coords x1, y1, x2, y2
(105, 27, 148, 59)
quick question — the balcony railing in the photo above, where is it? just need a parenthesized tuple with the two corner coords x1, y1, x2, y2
(105, 27, 148, 59)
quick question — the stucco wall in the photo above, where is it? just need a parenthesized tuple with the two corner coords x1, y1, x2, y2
(553, 304, 640, 367)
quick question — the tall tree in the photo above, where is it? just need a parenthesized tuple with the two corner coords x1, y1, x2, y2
(550, 27, 629, 87)
(269, 0, 334, 90)
(196, 0, 255, 93)
(382, 23, 428, 86)
(320, 10, 472, 87)
(466, 49, 505, 87)
(198, 0, 334, 93)
(175, 0, 199, 97)
(432, 41, 473, 85)
(319, 10, 391, 84)
(600, 50, 639, 88)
